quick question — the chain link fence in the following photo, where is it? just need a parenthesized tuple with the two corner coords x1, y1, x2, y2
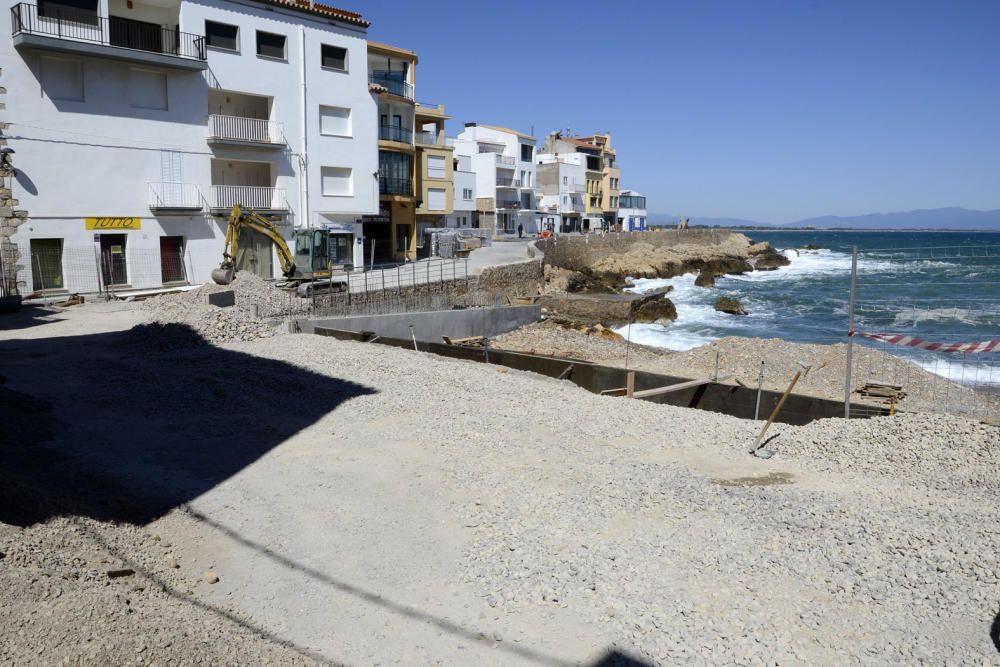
(845, 244, 1000, 422)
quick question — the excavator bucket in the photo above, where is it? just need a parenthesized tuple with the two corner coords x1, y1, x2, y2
(211, 267, 235, 285)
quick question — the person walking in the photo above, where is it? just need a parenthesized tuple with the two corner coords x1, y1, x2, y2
(517, 223, 523, 238)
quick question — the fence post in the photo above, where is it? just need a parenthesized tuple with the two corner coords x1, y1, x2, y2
(844, 246, 858, 418)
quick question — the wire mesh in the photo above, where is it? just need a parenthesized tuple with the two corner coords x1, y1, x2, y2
(847, 244, 1000, 422)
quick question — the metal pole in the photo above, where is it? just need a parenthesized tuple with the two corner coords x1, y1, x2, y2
(754, 361, 765, 420)
(844, 245, 858, 418)
(624, 314, 633, 370)
(33, 253, 47, 305)
(409, 324, 418, 352)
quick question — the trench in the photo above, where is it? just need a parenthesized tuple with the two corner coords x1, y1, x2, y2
(302, 316, 882, 426)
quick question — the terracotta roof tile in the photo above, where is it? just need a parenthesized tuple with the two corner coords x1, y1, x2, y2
(260, 0, 369, 27)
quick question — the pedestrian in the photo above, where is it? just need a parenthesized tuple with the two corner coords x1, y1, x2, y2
(517, 223, 523, 238)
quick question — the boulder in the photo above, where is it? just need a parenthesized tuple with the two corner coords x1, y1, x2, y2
(694, 271, 716, 288)
(750, 245, 791, 271)
(539, 291, 677, 326)
(633, 295, 677, 323)
(714, 297, 748, 316)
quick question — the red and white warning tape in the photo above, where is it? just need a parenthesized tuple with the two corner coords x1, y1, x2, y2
(857, 332, 1000, 354)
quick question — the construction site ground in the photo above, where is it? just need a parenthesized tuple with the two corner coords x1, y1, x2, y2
(2, 302, 999, 665)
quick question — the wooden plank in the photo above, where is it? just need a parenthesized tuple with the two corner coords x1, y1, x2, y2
(632, 373, 735, 399)
(626, 371, 635, 398)
(442, 335, 454, 345)
(557, 364, 575, 380)
(600, 387, 627, 396)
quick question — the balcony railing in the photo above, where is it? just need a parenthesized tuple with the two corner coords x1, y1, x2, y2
(415, 131, 455, 147)
(495, 177, 521, 188)
(369, 74, 414, 101)
(563, 182, 586, 193)
(148, 182, 203, 210)
(495, 154, 516, 167)
(496, 199, 521, 209)
(208, 114, 284, 146)
(210, 185, 287, 211)
(619, 197, 647, 209)
(10, 3, 206, 62)
(379, 125, 413, 144)
(379, 177, 412, 196)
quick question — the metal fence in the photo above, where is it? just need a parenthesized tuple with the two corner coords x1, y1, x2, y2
(11, 243, 194, 299)
(845, 244, 1000, 422)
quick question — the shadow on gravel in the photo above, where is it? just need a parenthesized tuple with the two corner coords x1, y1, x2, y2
(991, 608, 1000, 654)
(587, 650, 654, 666)
(0, 303, 64, 332)
(0, 323, 376, 527)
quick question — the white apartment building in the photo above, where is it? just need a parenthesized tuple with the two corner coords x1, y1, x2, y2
(3, 0, 377, 294)
(536, 152, 587, 234)
(446, 153, 476, 228)
(453, 123, 539, 237)
(618, 190, 648, 231)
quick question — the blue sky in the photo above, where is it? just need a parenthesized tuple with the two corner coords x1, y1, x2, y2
(358, 0, 1000, 222)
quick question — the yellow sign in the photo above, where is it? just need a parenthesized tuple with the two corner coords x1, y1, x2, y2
(85, 217, 141, 230)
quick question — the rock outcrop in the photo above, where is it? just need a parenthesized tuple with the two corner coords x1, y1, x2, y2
(541, 291, 677, 326)
(714, 297, 748, 316)
(694, 271, 716, 288)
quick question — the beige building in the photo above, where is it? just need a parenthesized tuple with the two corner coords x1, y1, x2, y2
(540, 132, 620, 231)
(414, 103, 455, 244)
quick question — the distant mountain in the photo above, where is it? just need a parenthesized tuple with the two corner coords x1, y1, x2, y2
(650, 207, 1000, 230)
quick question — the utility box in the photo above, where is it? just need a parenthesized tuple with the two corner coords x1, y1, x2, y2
(205, 290, 235, 308)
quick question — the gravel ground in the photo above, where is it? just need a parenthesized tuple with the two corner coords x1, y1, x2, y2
(493, 323, 1000, 420)
(2, 311, 999, 664)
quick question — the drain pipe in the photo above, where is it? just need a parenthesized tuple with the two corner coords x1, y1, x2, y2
(297, 25, 310, 229)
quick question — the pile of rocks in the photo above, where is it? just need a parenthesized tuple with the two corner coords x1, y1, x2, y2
(137, 272, 296, 344)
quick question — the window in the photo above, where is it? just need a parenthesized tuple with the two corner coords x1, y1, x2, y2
(426, 155, 445, 179)
(205, 21, 239, 52)
(321, 166, 352, 196)
(256, 30, 286, 59)
(42, 57, 84, 102)
(30, 239, 64, 290)
(321, 44, 347, 71)
(129, 69, 167, 110)
(563, 176, 567, 185)
(38, 0, 96, 23)
(319, 105, 351, 136)
(427, 188, 446, 211)
(463, 188, 473, 200)
(520, 144, 533, 162)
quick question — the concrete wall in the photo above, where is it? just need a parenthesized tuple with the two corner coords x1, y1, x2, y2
(300, 304, 541, 342)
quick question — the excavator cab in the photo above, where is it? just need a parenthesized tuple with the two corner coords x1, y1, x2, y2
(294, 229, 332, 277)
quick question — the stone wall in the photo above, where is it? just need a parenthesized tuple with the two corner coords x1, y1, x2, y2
(1, 66, 28, 296)
(477, 259, 544, 297)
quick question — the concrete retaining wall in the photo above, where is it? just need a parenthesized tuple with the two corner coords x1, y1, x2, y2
(298, 305, 541, 342)
(311, 328, 880, 425)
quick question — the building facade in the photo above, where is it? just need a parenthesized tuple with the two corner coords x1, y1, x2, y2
(617, 190, 647, 231)
(453, 123, 539, 237)
(447, 154, 476, 228)
(4, 0, 377, 293)
(413, 102, 453, 252)
(535, 152, 586, 234)
(539, 131, 621, 232)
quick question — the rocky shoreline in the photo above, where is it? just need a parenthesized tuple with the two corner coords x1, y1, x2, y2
(535, 230, 786, 326)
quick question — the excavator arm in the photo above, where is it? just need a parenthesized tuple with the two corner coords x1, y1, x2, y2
(212, 205, 297, 285)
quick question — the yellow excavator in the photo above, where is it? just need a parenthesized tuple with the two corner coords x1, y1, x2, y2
(211, 205, 348, 294)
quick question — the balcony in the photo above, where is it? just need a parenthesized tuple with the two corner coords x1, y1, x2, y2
(415, 131, 455, 147)
(495, 176, 521, 188)
(379, 124, 413, 144)
(495, 154, 516, 167)
(496, 199, 521, 209)
(210, 186, 287, 213)
(207, 115, 284, 148)
(148, 182, 203, 212)
(563, 182, 586, 193)
(379, 177, 412, 197)
(10, 3, 206, 70)
(369, 74, 414, 101)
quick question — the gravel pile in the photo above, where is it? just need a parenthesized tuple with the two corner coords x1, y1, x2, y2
(136, 273, 298, 344)
(494, 319, 676, 366)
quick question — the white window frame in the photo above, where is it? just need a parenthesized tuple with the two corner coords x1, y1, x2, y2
(321, 166, 353, 197)
(319, 105, 352, 137)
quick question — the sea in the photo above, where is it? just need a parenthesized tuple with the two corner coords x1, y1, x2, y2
(615, 230, 1000, 387)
